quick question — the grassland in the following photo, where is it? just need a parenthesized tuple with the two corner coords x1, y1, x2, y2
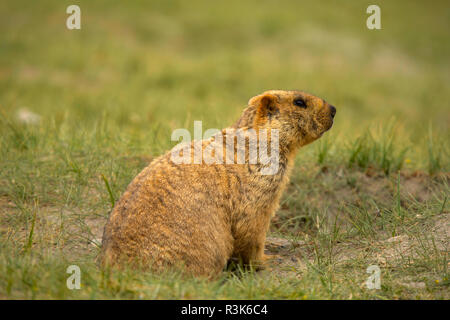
(0, 0, 449, 299)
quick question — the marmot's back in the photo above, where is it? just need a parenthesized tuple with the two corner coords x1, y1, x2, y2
(100, 151, 236, 276)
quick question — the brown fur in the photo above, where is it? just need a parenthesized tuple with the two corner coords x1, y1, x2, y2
(100, 90, 336, 277)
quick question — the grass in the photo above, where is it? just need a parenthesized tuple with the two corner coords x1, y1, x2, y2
(0, 0, 449, 299)
(346, 122, 409, 175)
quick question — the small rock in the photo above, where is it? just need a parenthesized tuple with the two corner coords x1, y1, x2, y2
(401, 282, 426, 289)
(266, 237, 292, 249)
(16, 108, 41, 124)
(385, 234, 409, 243)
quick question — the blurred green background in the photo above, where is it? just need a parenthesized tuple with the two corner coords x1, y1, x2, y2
(0, 0, 449, 157)
(0, 0, 449, 300)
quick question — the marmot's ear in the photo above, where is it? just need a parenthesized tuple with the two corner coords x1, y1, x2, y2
(250, 93, 279, 124)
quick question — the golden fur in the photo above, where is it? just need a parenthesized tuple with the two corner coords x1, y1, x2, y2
(100, 90, 336, 277)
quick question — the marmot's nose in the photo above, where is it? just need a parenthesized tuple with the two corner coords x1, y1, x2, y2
(329, 105, 336, 118)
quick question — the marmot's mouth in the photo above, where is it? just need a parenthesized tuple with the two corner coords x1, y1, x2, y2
(324, 120, 333, 132)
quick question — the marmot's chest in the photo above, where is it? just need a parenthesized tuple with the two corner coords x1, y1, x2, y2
(238, 159, 291, 210)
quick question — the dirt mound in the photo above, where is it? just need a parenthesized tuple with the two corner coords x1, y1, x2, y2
(272, 168, 449, 234)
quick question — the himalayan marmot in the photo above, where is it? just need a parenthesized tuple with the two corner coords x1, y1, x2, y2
(100, 90, 336, 277)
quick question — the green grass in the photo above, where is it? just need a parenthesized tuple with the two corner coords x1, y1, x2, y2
(0, 0, 449, 299)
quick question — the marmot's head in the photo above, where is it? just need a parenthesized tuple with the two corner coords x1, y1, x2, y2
(234, 90, 336, 147)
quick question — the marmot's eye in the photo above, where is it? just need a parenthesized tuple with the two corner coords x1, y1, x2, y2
(294, 99, 307, 108)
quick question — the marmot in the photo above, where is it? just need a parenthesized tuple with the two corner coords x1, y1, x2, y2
(100, 90, 336, 277)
